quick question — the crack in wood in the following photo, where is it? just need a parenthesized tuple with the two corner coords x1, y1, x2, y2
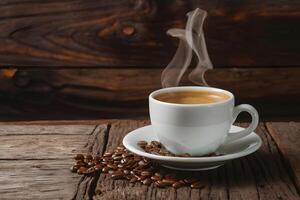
(73, 123, 111, 200)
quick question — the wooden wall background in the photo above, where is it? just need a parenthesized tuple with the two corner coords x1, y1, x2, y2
(0, 0, 299, 121)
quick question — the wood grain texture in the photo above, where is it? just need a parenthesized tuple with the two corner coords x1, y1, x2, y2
(0, 124, 95, 135)
(93, 121, 300, 200)
(0, 124, 108, 200)
(0, 0, 299, 67)
(266, 122, 300, 191)
(0, 68, 299, 121)
(0, 160, 79, 200)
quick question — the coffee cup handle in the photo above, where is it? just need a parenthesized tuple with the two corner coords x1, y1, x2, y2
(226, 104, 259, 142)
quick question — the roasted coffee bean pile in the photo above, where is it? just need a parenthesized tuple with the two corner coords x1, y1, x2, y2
(138, 140, 222, 157)
(70, 143, 204, 189)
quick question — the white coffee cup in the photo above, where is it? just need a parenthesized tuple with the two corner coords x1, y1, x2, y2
(149, 86, 259, 156)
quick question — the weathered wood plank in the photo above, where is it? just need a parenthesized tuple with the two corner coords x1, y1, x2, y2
(0, 68, 299, 121)
(0, 0, 299, 67)
(0, 124, 109, 200)
(93, 121, 300, 200)
(0, 134, 85, 159)
(0, 124, 95, 135)
(266, 122, 300, 191)
(0, 125, 107, 159)
(0, 160, 79, 200)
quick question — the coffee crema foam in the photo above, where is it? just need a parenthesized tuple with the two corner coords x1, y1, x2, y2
(154, 90, 230, 104)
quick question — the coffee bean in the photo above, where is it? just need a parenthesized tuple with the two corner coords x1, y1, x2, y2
(113, 156, 122, 161)
(111, 171, 124, 180)
(151, 175, 162, 181)
(117, 164, 125, 168)
(133, 156, 142, 162)
(123, 170, 130, 175)
(77, 166, 87, 174)
(75, 160, 86, 167)
(190, 181, 204, 189)
(74, 154, 84, 160)
(102, 158, 113, 162)
(134, 175, 144, 181)
(107, 164, 118, 170)
(151, 141, 162, 148)
(86, 167, 95, 174)
(87, 161, 94, 168)
(103, 152, 113, 157)
(172, 181, 185, 189)
(117, 146, 125, 151)
(137, 141, 147, 148)
(94, 164, 103, 171)
(162, 179, 176, 186)
(155, 180, 169, 188)
(141, 171, 152, 177)
(154, 172, 163, 177)
(143, 178, 152, 185)
(70, 165, 78, 173)
(102, 167, 110, 173)
(122, 153, 134, 158)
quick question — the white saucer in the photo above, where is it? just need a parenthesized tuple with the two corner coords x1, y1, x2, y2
(123, 125, 262, 171)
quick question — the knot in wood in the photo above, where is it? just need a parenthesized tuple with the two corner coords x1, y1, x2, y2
(122, 26, 136, 36)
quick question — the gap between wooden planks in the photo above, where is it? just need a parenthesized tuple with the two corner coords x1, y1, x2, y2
(0, 120, 299, 200)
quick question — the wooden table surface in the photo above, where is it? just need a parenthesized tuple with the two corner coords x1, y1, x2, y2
(0, 120, 299, 200)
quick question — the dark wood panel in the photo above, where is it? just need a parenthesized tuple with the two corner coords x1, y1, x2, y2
(0, 0, 299, 67)
(0, 67, 299, 120)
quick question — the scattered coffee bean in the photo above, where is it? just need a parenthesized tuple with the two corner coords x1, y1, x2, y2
(155, 180, 169, 188)
(143, 178, 152, 185)
(137, 141, 148, 148)
(71, 140, 209, 190)
(103, 152, 113, 157)
(151, 141, 162, 148)
(172, 181, 185, 189)
(74, 154, 84, 160)
(111, 171, 124, 180)
(94, 164, 102, 171)
(141, 171, 152, 177)
(151, 175, 162, 181)
(138, 140, 222, 158)
(70, 165, 78, 173)
(107, 164, 118, 170)
(102, 167, 110, 173)
(162, 179, 176, 186)
(77, 166, 87, 174)
(191, 181, 204, 189)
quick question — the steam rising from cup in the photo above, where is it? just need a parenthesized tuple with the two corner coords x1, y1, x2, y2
(161, 8, 213, 88)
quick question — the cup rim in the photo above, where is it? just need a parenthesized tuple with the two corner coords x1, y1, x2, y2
(149, 86, 234, 107)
